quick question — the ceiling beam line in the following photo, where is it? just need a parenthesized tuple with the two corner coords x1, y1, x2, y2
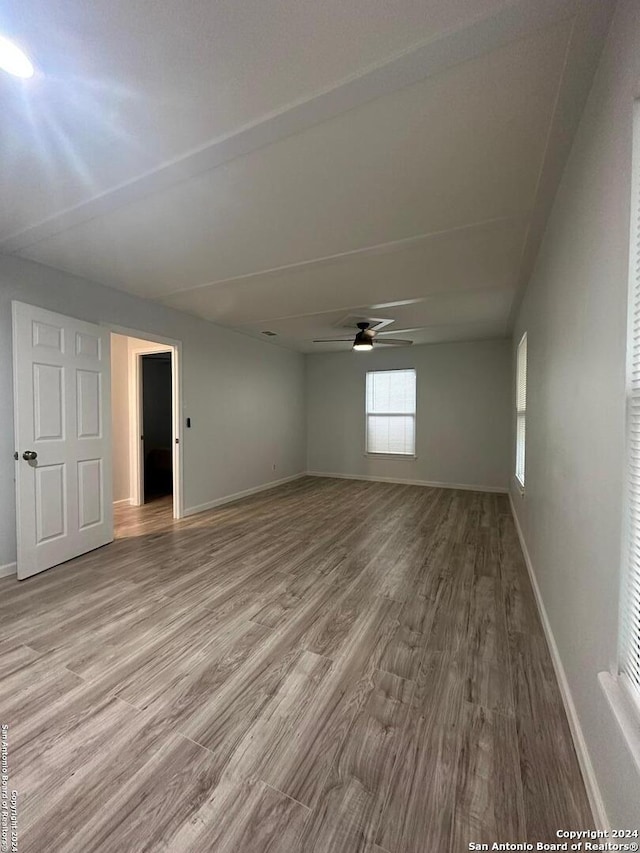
(159, 213, 528, 298)
(1, 0, 577, 255)
(230, 284, 517, 328)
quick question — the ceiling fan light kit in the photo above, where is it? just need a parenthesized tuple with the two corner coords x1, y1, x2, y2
(312, 321, 413, 351)
(353, 334, 373, 351)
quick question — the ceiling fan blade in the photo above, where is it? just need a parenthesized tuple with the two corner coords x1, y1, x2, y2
(375, 339, 413, 346)
(312, 338, 356, 342)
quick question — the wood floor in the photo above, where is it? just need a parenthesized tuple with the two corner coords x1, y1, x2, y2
(0, 477, 593, 852)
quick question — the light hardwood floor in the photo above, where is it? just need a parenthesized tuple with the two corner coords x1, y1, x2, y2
(0, 477, 593, 852)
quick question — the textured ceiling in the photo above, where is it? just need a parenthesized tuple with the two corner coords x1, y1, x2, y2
(0, 0, 614, 351)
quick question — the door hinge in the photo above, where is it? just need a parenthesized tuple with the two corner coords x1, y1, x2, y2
(13, 451, 18, 460)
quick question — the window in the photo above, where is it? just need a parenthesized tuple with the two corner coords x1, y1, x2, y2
(621, 105, 640, 705)
(366, 369, 416, 456)
(515, 333, 527, 488)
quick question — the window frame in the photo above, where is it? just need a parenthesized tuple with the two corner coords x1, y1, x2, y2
(364, 368, 417, 458)
(515, 332, 527, 490)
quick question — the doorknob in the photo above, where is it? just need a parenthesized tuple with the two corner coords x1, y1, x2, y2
(22, 450, 37, 461)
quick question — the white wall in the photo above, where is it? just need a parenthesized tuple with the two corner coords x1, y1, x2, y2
(111, 333, 131, 503)
(0, 254, 306, 569)
(306, 339, 511, 491)
(510, 0, 640, 826)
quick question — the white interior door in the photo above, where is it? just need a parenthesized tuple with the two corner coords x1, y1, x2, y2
(12, 301, 113, 580)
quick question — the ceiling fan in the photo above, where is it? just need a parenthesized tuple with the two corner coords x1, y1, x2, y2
(313, 321, 413, 351)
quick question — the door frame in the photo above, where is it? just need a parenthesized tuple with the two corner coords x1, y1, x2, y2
(107, 324, 184, 520)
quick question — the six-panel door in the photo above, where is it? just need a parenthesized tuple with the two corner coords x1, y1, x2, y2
(12, 302, 113, 579)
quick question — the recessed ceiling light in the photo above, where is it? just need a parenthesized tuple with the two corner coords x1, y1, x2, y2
(0, 35, 34, 79)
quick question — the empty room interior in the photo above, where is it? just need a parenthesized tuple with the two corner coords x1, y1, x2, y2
(1, 0, 640, 850)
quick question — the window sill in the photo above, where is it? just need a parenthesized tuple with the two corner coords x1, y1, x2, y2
(364, 453, 417, 460)
(514, 475, 525, 497)
(599, 671, 640, 775)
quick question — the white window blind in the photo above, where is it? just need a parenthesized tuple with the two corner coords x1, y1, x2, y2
(515, 333, 527, 487)
(622, 105, 640, 701)
(366, 369, 416, 456)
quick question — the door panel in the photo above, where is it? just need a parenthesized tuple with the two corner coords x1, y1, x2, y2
(33, 363, 65, 440)
(78, 459, 103, 529)
(13, 302, 113, 579)
(35, 464, 66, 543)
(32, 319, 64, 351)
(76, 370, 102, 438)
(75, 331, 101, 359)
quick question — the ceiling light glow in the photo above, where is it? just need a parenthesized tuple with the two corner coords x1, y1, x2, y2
(0, 35, 34, 78)
(353, 329, 373, 351)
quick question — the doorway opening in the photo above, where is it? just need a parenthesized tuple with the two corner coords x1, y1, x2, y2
(110, 330, 183, 527)
(141, 352, 173, 503)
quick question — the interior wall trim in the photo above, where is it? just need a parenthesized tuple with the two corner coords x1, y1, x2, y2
(0, 562, 17, 579)
(183, 472, 307, 517)
(306, 470, 508, 493)
(508, 492, 610, 831)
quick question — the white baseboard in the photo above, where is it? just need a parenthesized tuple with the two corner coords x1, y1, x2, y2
(306, 471, 508, 494)
(508, 493, 609, 831)
(183, 473, 306, 517)
(113, 498, 131, 506)
(0, 562, 17, 579)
